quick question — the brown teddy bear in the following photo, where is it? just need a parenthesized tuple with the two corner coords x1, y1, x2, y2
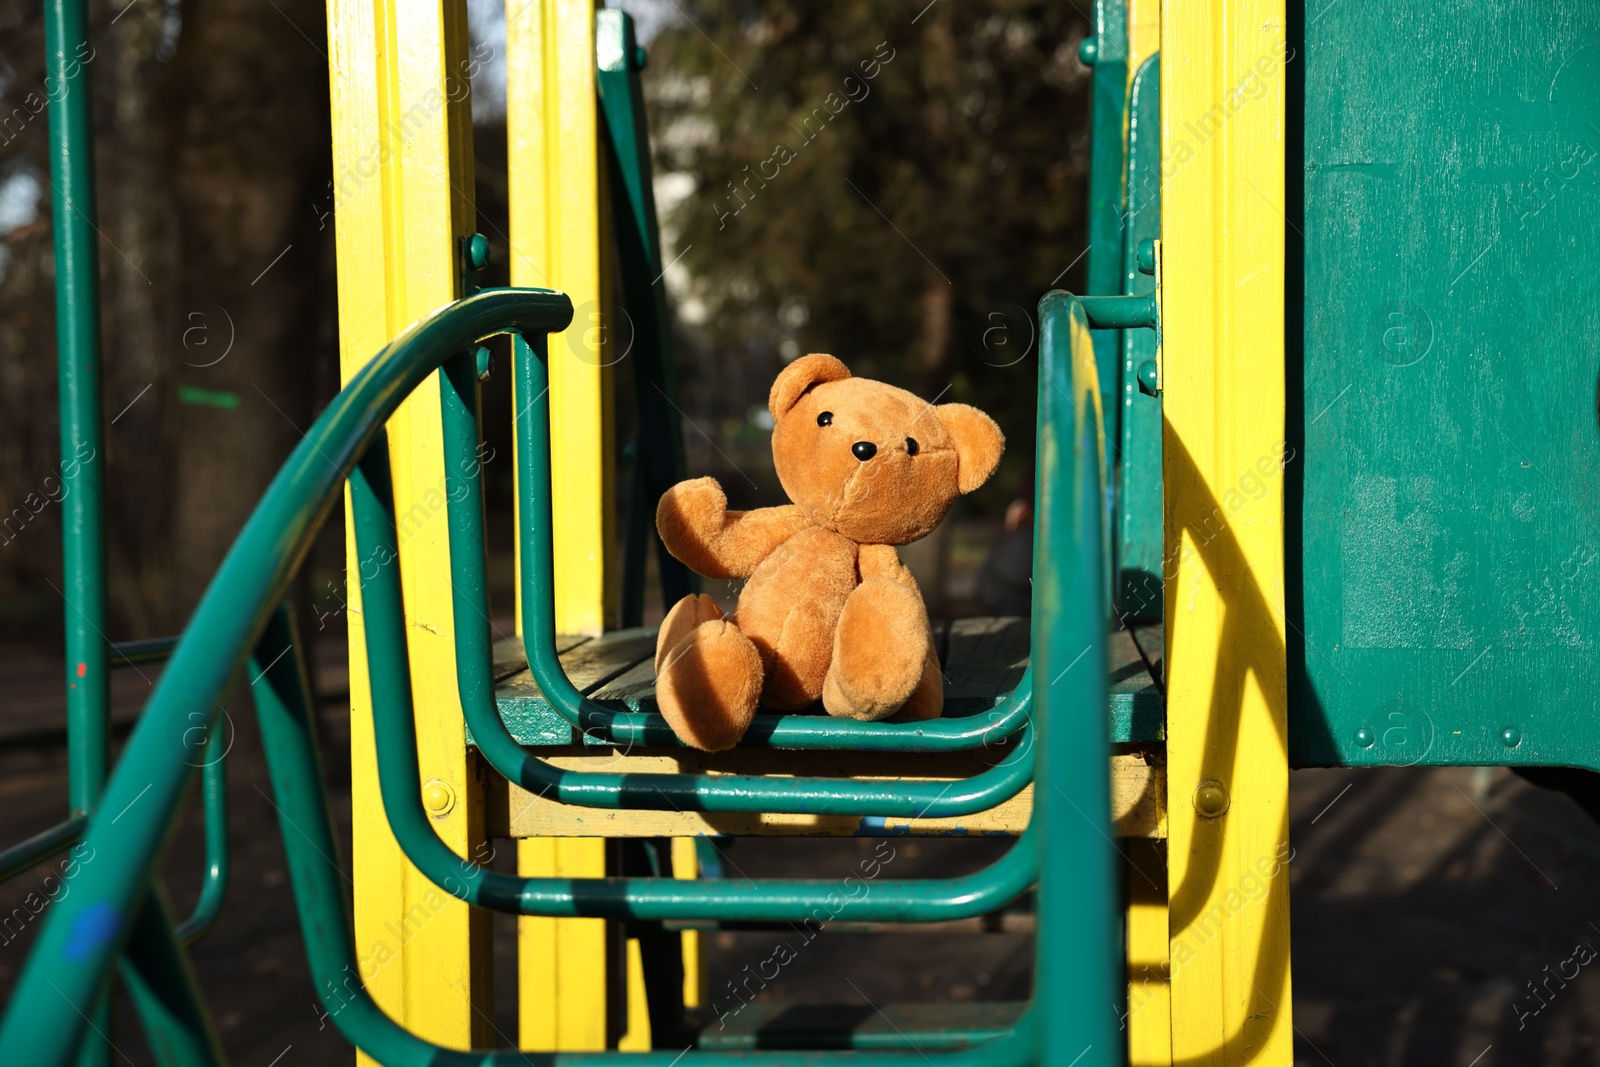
(653, 353, 1005, 751)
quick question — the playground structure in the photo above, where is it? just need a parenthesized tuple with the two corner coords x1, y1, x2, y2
(4, 0, 1600, 1063)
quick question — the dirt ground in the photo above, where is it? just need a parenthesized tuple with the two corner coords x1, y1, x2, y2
(4, 643, 1600, 1066)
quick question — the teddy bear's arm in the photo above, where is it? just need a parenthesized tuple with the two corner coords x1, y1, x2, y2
(857, 543, 925, 598)
(657, 476, 808, 579)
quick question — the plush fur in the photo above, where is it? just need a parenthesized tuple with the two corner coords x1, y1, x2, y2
(654, 354, 1005, 751)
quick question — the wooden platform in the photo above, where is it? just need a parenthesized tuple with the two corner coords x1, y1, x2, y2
(483, 617, 1167, 839)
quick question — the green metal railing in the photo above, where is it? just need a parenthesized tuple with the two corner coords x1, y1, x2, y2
(0, 281, 1119, 1065)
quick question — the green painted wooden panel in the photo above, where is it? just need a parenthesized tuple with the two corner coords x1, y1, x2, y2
(1116, 55, 1162, 625)
(1291, 0, 1600, 770)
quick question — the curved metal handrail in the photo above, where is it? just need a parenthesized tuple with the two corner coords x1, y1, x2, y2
(502, 334, 1035, 752)
(435, 349, 1033, 815)
(0, 288, 575, 1064)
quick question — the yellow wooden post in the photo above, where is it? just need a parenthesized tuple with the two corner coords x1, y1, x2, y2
(326, 0, 491, 1057)
(1160, 0, 1293, 1063)
(505, 0, 617, 1048)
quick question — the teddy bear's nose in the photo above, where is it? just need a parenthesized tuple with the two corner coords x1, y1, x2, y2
(851, 441, 877, 461)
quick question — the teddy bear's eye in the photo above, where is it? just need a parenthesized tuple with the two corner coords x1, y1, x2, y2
(905, 437, 919, 456)
(817, 411, 833, 427)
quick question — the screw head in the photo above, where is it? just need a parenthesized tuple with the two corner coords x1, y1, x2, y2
(1078, 37, 1098, 65)
(466, 233, 491, 272)
(1137, 359, 1160, 397)
(1137, 239, 1157, 275)
(474, 345, 494, 382)
(423, 778, 457, 817)
(1500, 726, 1522, 749)
(1194, 779, 1231, 819)
(1355, 726, 1376, 748)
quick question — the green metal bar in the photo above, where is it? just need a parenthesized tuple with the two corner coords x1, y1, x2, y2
(252, 596, 1039, 1064)
(441, 349, 1033, 815)
(355, 429, 1038, 915)
(1083, 0, 1130, 427)
(596, 8, 695, 627)
(1080, 293, 1158, 331)
(1032, 291, 1119, 1066)
(45, 0, 110, 1058)
(0, 815, 85, 882)
(47, 0, 108, 827)
(509, 331, 1035, 752)
(118, 887, 226, 1067)
(175, 734, 228, 945)
(110, 636, 180, 667)
(0, 289, 573, 1067)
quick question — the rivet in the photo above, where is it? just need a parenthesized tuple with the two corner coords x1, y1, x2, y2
(1355, 726, 1376, 749)
(1500, 727, 1521, 749)
(1137, 239, 1157, 275)
(474, 345, 494, 382)
(632, 44, 649, 70)
(423, 779, 456, 817)
(1137, 360, 1160, 397)
(466, 232, 491, 272)
(1194, 779, 1230, 819)
(1078, 37, 1098, 66)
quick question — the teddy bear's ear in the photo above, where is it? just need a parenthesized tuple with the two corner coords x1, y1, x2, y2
(769, 353, 851, 420)
(936, 404, 1005, 494)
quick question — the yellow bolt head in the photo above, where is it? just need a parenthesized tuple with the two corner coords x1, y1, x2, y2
(422, 778, 457, 817)
(1193, 779, 1230, 819)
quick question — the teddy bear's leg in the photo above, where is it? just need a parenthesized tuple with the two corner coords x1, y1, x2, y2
(893, 646, 945, 721)
(821, 578, 932, 721)
(655, 594, 764, 752)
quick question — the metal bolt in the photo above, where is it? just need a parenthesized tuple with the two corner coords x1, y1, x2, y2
(632, 44, 648, 70)
(1078, 37, 1098, 66)
(1354, 726, 1376, 749)
(1137, 359, 1160, 397)
(423, 778, 457, 817)
(1137, 239, 1157, 276)
(474, 345, 494, 382)
(1500, 726, 1522, 749)
(1193, 779, 1230, 819)
(466, 232, 491, 272)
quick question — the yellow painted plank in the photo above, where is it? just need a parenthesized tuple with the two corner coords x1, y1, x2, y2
(1160, 0, 1293, 1063)
(518, 838, 610, 1050)
(494, 751, 1165, 839)
(506, 0, 611, 636)
(671, 838, 703, 1010)
(327, 0, 489, 1056)
(505, 0, 615, 1048)
(617, 939, 652, 1051)
(1126, 0, 1161, 93)
(1126, 838, 1172, 1066)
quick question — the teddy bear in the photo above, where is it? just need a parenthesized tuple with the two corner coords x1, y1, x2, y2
(652, 353, 1005, 751)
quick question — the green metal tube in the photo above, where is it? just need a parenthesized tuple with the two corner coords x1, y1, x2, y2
(251, 601, 1038, 1066)
(110, 636, 180, 667)
(354, 436, 1038, 916)
(1031, 292, 1120, 1066)
(175, 733, 228, 945)
(0, 815, 85, 882)
(0, 289, 573, 1067)
(46, 0, 108, 825)
(439, 350, 1033, 815)
(118, 887, 226, 1067)
(509, 332, 1034, 752)
(1079, 293, 1159, 331)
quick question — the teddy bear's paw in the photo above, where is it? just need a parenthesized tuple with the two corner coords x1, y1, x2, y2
(655, 620, 763, 752)
(655, 593, 725, 673)
(656, 477, 727, 535)
(821, 578, 931, 721)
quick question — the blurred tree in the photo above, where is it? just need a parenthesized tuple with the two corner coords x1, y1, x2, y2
(643, 0, 1091, 514)
(0, 0, 335, 639)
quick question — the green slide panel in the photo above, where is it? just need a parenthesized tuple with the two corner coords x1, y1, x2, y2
(1291, 0, 1600, 770)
